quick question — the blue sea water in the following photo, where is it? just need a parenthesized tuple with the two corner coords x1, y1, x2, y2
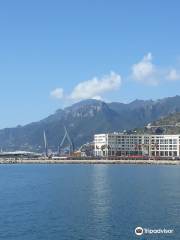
(0, 164, 180, 240)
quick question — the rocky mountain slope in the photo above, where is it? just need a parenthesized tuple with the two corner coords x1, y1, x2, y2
(136, 112, 180, 135)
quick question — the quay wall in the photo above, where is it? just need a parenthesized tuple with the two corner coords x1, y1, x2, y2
(0, 159, 180, 165)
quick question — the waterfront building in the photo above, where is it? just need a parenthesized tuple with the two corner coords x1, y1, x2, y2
(94, 133, 180, 157)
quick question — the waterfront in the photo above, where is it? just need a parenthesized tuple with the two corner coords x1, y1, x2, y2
(1, 158, 180, 165)
(0, 164, 180, 239)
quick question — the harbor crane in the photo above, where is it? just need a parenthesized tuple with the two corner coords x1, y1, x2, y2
(59, 126, 74, 156)
(43, 130, 48, 157)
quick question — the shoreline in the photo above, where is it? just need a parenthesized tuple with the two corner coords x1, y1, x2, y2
(0, 159, 180, 165)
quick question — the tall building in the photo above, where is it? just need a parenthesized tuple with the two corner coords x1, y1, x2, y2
(94, 133, 180, 157)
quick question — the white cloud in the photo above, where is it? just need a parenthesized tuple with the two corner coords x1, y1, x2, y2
(49, 54, 180, 103)
(131, 53, 159, 85)
(92, 96, 103, 100)
(50, 88, 64, 99)
(70, 71, 122, 100)
(167, 69, 180, 81)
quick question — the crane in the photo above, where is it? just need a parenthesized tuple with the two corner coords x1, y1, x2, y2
(59, 126, 74, 156)
(43, 130, 48, 157)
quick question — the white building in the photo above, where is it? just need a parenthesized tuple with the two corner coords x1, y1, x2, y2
(94, 133, 180, 157)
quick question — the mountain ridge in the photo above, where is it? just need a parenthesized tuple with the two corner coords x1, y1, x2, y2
(1, 95, 180, 152)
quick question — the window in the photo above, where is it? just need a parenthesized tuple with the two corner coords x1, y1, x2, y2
(160, 151, 164, 156)
(160, 139, 165, 144)
(173, 151, 177, 157)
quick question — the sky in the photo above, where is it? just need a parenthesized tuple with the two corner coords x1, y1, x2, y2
(0, 0, 180, 128)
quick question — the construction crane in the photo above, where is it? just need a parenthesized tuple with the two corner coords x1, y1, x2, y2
(59, 126, 74, 156)
(43, 130, 48, 157)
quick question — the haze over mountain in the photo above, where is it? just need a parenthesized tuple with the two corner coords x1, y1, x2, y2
(1, 95, 180, 152)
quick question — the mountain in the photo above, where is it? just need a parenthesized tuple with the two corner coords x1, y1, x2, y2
(1, 96, 180, 152)
(136, 112, 180, 134)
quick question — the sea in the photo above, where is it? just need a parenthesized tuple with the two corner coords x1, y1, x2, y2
(0, 164, 180, 240)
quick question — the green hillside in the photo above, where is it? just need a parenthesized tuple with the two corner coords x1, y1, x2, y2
(136, 112, 180, 134)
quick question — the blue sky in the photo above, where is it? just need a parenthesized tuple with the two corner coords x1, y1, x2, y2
(0, 0, 180, 128)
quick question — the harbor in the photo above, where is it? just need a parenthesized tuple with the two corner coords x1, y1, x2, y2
(1, 130, 180, 165)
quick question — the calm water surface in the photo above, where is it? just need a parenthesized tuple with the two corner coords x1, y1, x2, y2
(0, 164, 180, 240)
